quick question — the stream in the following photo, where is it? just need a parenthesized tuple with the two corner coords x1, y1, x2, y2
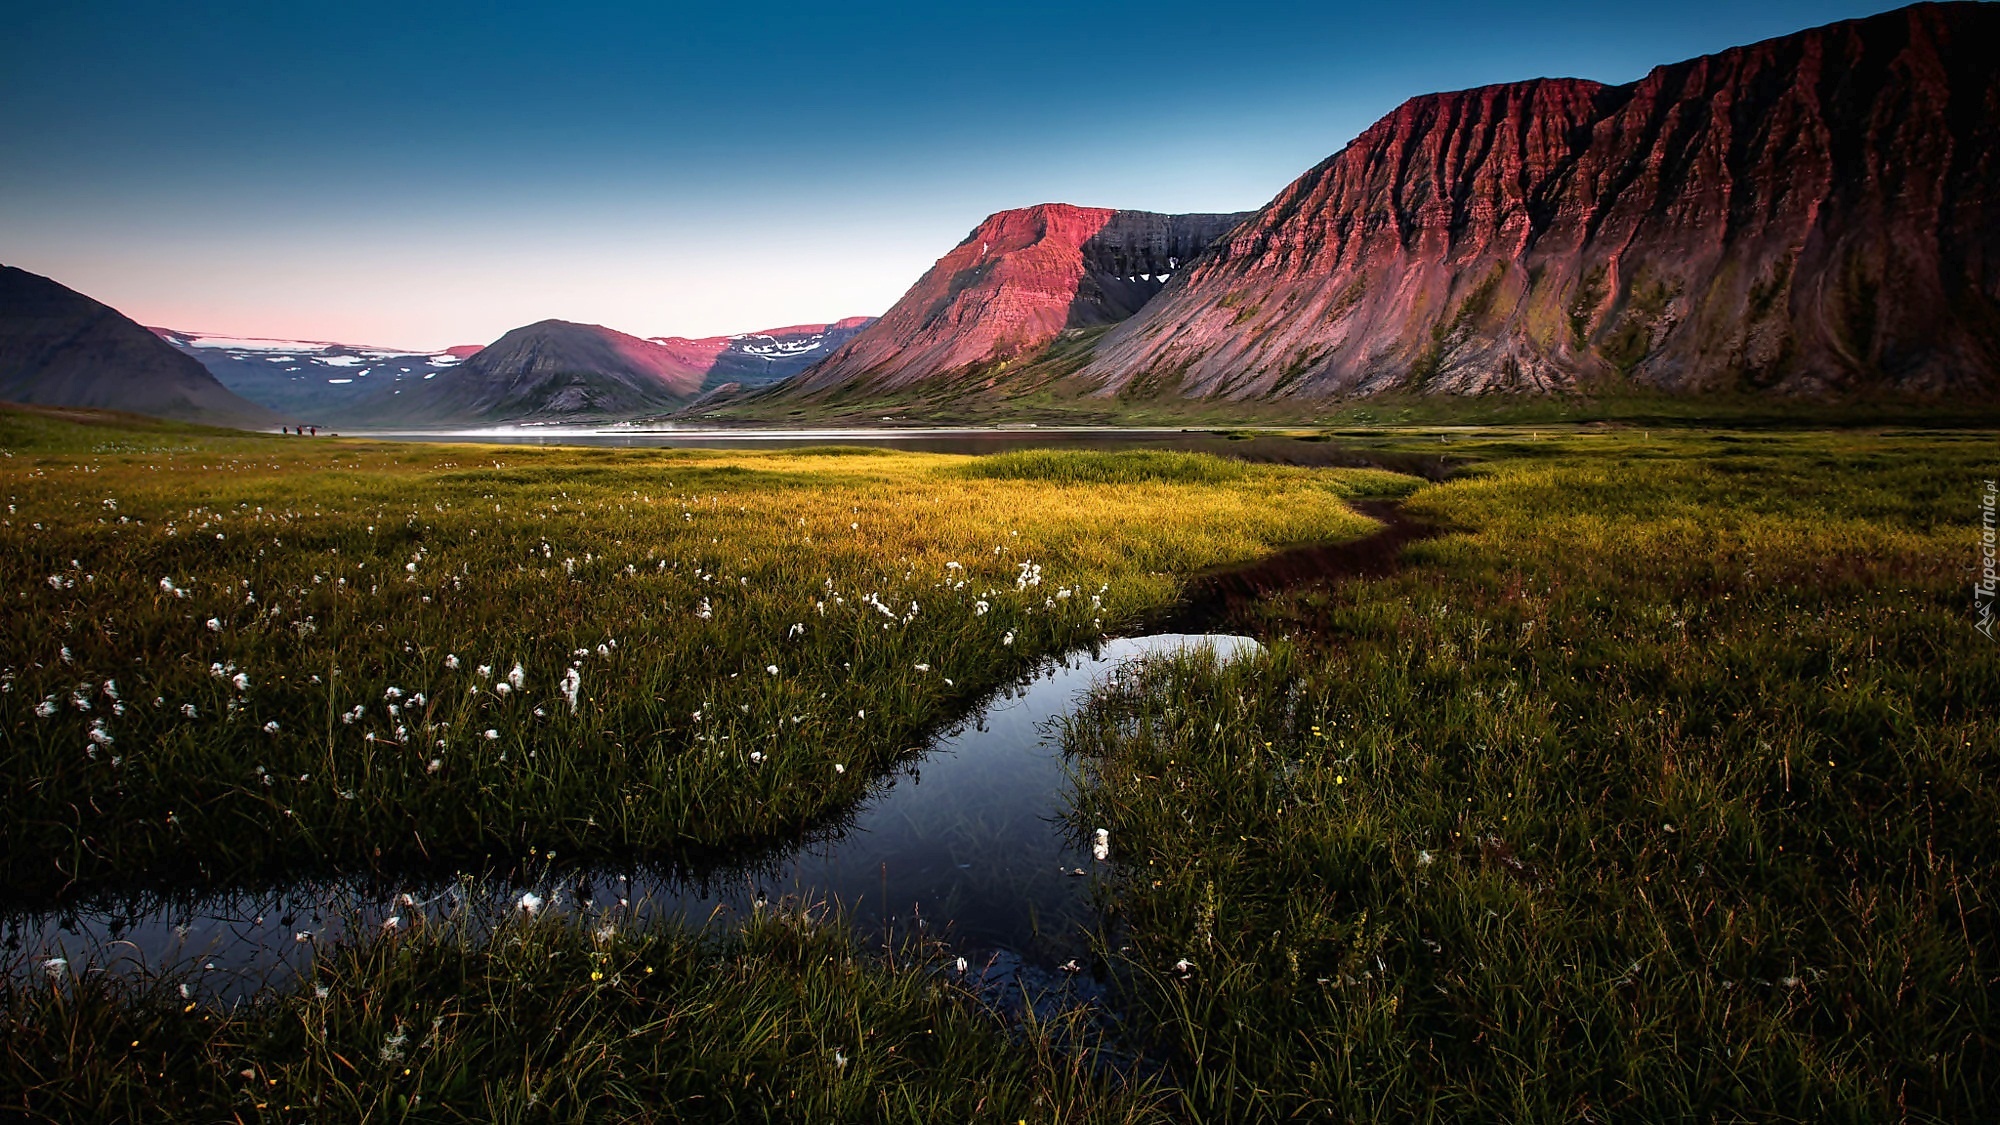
(4, 634, 1261, 1005)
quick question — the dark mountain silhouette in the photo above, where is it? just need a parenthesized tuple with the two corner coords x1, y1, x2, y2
(0, 266, 282, 427)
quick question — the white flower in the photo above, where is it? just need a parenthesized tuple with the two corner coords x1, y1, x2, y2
(1417, 850, 1435, 866)
(263, 721, 280, 734)
(484, 729, 499, 741)
(517, 892, 544, 915)
(206, 618, 222, 631)
(445, 654, 460, 670)
(426, 758, 442, 774)
(1174, 958, 1195, 974)
(832, 1049, 848, 1069)
(1002, 631, 1015, 646)
(181, 703, 198, 719)
(507, 663, 525, 690)
(559, 666, 581, 712)
(749, 751, 766, 765)
(954, 956, 968, 974)
(35, 700, 57, 718)
(1092, 828, 1111, 861)
(787, 623, 804, 639)
(834, 763, 846, 774)
(294, 931, 313, 944)
(231, 673, 249, 692)
(384, 686, 403, 700)
(476, 664, 492, 679)
(913, 663, 930, 672)
(974, 600, 989, 616)
(41, 957, 67, 981)
(88, 723, 114, 747)
(382, 915, 402, 931)
(766, 664, 779, 675)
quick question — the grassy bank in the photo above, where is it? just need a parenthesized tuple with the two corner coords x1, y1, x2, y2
(4, 908, 1163, 1122)
(0, 408, 1397, 898)
(7, 410, 1994, 1121)
(1067, 429, 1998, 1120)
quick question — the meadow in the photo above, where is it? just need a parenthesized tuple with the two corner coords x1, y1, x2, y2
(4, 408, 1994, 1122)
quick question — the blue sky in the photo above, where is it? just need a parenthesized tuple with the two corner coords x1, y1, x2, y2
(2, 0, 1913, 348)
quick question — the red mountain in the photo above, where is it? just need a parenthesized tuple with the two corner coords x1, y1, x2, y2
(793, 204, 1246, 392)
(1078, 1, 2000, 400)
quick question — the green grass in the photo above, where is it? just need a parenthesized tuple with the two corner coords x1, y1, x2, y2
(0, 408, 1380, 898)
(1064, 429, 1998, 1121)
(4, 907, 1164, 1122)
(957, 450, 1250, 486)
(5, 407, 1995, 1121)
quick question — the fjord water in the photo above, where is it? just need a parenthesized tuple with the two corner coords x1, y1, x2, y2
(342, 427, 1458, 477)
(6, 634, 1259, 1002)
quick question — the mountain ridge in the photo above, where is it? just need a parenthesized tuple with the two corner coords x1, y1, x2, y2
(0, 266, 284, 428)
(1076, 1, 2000, 400)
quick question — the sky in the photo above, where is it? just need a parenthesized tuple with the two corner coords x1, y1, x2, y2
(1, 0, 1916, 350)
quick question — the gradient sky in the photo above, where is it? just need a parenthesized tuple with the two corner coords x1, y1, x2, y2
(2, 0, 1916, 349)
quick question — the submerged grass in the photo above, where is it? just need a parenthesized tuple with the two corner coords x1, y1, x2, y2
(4, 907, 1164, 1122)
(0, 411, 1386, 898)
(1067, 429, 1998, 1121)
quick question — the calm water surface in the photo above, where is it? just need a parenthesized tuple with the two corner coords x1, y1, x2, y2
(5, 634, 1258, 1003)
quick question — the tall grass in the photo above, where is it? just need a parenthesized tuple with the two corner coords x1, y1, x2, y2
(3, 906, 1167, 1122)
(1066, 430, 1998, 1121)
(0, 411, 1382, 898)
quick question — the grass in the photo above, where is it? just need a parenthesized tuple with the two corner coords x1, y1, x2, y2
(5, 407, 1994, 1121)
(4, 907, 1164, 1122)
(0, 410, 1388, 898)
(1064, 428, 1998, 1121)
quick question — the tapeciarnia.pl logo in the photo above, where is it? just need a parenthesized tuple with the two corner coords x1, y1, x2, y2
(1978, 478, 1997, 640)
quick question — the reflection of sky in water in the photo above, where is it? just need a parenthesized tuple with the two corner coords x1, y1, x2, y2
(5, 635, 1258, 1004)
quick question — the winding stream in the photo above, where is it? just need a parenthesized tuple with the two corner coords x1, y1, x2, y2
(4, 634, 1260, 1003)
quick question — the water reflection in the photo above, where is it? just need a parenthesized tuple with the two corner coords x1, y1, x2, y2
(5, 635, 1259, 1003)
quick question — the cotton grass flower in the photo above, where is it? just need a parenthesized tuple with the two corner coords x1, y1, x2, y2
(1092, 828, 1111, 861)
(560, 666, 581, 712)
(517, 892, 544, 915)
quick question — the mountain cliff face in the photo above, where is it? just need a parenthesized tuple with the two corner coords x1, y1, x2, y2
(1083, 2, 2000, 399)
(355, 320, 709, 424)
(0, 266, 282, 427)
(794, 205, 1246, 392)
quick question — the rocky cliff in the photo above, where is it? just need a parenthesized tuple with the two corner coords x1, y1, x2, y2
(0, 266, 283, 428)
(794, 204, 1246, 392)
(1082, 2, 2000, 399)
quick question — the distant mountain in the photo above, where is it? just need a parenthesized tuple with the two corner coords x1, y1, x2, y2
(165, 317, 876, 425)
(340, 319, 712, 424)
(790, 205, 1246, 393)
(153, 330, 483, 421)
(650, 318, 875, 390)
(1080, 2, 2000, 400)
(0, 266, 283, 428)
